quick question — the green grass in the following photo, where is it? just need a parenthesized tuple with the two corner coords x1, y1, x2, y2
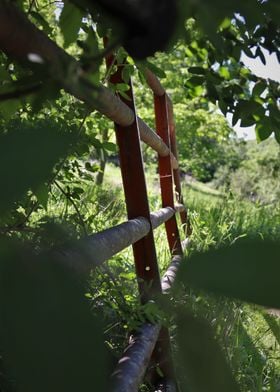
(66, 161, 280, 391)
(181, 180, 280, 391)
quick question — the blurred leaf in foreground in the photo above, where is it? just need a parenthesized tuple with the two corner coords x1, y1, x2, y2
(176, 240, 280, 309)
(176, 309, 240, 392)
(0, 237, 108, 392)
(0, 119, 76, 214)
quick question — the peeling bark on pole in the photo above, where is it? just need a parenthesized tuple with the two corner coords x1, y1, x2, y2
(150, 207, 175, 230)
(138, 116, 169, 156)
(111, 323, 161, 392)
(161, 255, 182, 293)
(52, 207, 179, 275)
(54, 217, 150, 274)
(111, 250, 185, 392)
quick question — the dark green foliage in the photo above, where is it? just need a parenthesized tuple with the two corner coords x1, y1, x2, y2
(0, 119, 77, 214)
(59, 2, 84, 48)
(0, 237, 108, 392)
(176, 310, 239, 392)
(215, 138, 280, 204)
(176, 240, 280, 309)
(0, 1, 279, 391)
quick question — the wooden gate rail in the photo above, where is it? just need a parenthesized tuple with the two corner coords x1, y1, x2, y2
(55, 207, 175, 274)
(0, 4, 190, 391)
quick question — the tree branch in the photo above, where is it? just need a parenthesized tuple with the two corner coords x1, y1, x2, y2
(0, 83, 42, 101)
(0, 1, 135, 126)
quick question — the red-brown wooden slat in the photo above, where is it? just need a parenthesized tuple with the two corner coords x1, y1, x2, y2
(166, 96, 192, 236)
(104, 47, 162, 301)
(144, 68, 165, 96)
(154, 93, 183, 256)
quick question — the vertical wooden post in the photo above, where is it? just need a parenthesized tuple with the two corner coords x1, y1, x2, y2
(154, 93, 183, 255)
(167, 97, 192, 237)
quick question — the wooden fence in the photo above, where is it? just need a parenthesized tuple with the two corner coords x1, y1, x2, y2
(55, 52, 192, 391)
(0, 4, 191, 390)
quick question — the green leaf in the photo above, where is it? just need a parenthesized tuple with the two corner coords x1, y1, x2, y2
(274, 129, 280, 144)
(85, 162, 99, 172)
(115, 83, 130, 92)
(0, 64, 10, 81)
(262, 312, 280, 346)
(0, 119, 76, 214)
(33, 183, 49, 210)
(256, 46, 266, 65)
(188, 75, 205, 87)
(252, 80, 267, 97)
(218, 100, 228, 115)
(188, 66, 206, 75)
(0, 99, 21, 119)
(219, 66, 230, 80)
(59, 2, 83, 48)
(0, 238, 108, 392)
(240, 116, 256, 127)
(121, 65, 134, 84)
(176, 240, 280, 309)
(219, 17, 232, 30)
(144, 61, 166, 79)
(234, 100, 265, 128)
(176, 310, 240, 392)
(243, 47, 255, 59)
(30, 11, 52, 35)
(102, 141, 117, 152)
(256, 123, 273, 142)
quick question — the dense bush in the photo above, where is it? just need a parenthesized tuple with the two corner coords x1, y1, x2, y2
(213, 138, 280, 204)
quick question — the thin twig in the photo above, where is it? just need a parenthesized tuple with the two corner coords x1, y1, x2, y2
(54, 180, 88, 236)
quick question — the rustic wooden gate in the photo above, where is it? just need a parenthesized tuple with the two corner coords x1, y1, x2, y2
(96, 48, 191, 391)
(0, 5, 191, 389)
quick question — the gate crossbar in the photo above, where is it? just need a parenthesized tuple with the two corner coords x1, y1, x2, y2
(111, 253, 184, 392)
(55, 207, 177, 273)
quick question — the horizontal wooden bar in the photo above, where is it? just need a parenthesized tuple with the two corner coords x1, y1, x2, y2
(54, 207, 178, 274)
(54, 217, 150, 274)
(111, 323, 161, 392)
(161, 255, 182, 293)
(110, 249, 184, 391)
(174, 203, 185, 213)
(138, 117, 179, 168)
(137, 116, 169, 156)
(97, 86, 135, 126)
(144, 68, 165, 96)
(150, 207, 175, 229)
